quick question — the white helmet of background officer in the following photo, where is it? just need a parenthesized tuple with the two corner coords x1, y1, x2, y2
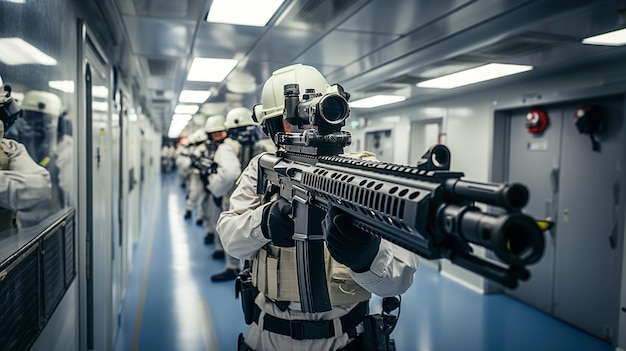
(256, 64, 329, 140)
(189, 128, 208, 145)
(224, 107, 255, 130)
(204, 115, 226, 133)
(8, 90, 62, 163)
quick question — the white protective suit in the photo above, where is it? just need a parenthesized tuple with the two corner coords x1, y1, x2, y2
(185, 142, 208, 219)
(217, 153, 419, 350)
(0, 138, 52, 231)
(213, 138, 276, 271)
(203, 138, 241, 245)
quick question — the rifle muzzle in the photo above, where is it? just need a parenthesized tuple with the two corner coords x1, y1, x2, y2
(439, 204, 545, 266)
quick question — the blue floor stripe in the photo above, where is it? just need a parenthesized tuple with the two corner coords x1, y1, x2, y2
(114, 171, 613, 351)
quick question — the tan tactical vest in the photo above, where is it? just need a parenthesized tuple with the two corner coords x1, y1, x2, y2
(0, 140, 17, 232)
(252, 243, 371, 307)
(251, 151, 382, 307)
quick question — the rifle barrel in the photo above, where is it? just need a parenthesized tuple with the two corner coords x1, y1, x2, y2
(438, 204, 544, 266)
(444, 179, 529, 211)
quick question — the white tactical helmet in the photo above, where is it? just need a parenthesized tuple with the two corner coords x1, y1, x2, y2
(189, 128, 208, 144)
(258, 64, 330, 125)
(224, 107, 256, 130)
(204, 115, 226, 133)
(21, 90, 64, 117)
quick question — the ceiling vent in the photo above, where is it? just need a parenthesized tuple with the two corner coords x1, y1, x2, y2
(151, 98, 171, 104)
(456, 32, 577, 61)
(279, 0, 371, 30)
(146, 57, 178, 76)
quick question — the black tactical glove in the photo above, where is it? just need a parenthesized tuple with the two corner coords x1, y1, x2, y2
(261, 198, 295, 247)
(323, 206, 381, 273)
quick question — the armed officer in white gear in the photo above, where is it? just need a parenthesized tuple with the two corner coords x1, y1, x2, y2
(0, 76, 52, 233)
(201, 115, 242, 250)
(217, 64, 419, 351)
(211, 107, 276, 282)
(4, 89, 64, 228)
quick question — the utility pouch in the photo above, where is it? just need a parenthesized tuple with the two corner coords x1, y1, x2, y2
(235, 268, 258, 325)
(362, 314, 396, 351)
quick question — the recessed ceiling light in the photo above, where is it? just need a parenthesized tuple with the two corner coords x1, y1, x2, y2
(582, 27, 626, 46)
(168, 114, 192, 138)
(350, 95, 406, 109)
(179, 90, 212, 103)
(207, 0, 285, 27)
(0, 38, 56, 66)
(187, 57, 238, 82)
(416, 63, 533, 89)
(175, 104, 199, 114)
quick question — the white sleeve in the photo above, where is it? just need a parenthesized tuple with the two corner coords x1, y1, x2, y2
(206, 143, 241, 198)
(0, 140, 52, 210)
(216, 154, 270, 259)
(350, 240, 419, 296)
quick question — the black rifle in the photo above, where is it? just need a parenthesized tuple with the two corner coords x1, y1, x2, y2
(257, 83, 546, 313)
(189, 153, 218, 188)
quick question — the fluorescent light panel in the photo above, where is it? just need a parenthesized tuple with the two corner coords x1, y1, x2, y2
(48, 80, 75, 94)
(207, 0, 285, 27)
(417, 63, 533, 89)
(350, 95, 406, 109)
(168, 114, 192, 138)
(172, 114, 192, 122)
(92, 101, 108, 113)
(175, 104, 199, 114)
(0, 38, 57, 66)
(582, 27, 626, 46)
(179, 90, 212, 103)
(187, 58, 238, 82)
(92, 85, 109, 99)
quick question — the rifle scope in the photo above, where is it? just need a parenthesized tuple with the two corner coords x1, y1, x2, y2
(439, 204, 545, 266)
(283, 84, 350, 129)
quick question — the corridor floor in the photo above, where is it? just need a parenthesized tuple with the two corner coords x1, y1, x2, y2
(113, 171, 614, 351)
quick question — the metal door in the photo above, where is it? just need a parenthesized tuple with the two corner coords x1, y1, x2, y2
(503, 96, 624, 343)
(80, 27, 113, 351)
(110, 86, 123, 342)
(410, 118, 443, 165)
(553, 96, 623, 342)
(505, 105, 562, 314)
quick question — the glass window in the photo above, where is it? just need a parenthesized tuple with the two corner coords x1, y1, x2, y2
(0, 0, 77, 231)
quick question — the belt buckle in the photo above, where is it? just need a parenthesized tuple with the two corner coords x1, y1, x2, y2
(289, 320, 305, 340)
(289, 320, 333, 340)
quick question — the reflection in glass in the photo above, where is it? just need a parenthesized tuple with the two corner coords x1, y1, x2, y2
(0, 38, 57, 66)
(5, 90, 67, 227)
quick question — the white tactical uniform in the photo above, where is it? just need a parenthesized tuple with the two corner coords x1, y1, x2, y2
(203, 138, 242, 247)
(175, 144, 192, 187)
(217, 153, 419, 351)
(0, 138, 52, 231)
(186, 141, 209, 219)
(213, 137, 276, 272)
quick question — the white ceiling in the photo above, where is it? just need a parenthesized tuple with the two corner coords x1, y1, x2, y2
(101, 0, 626, 134)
